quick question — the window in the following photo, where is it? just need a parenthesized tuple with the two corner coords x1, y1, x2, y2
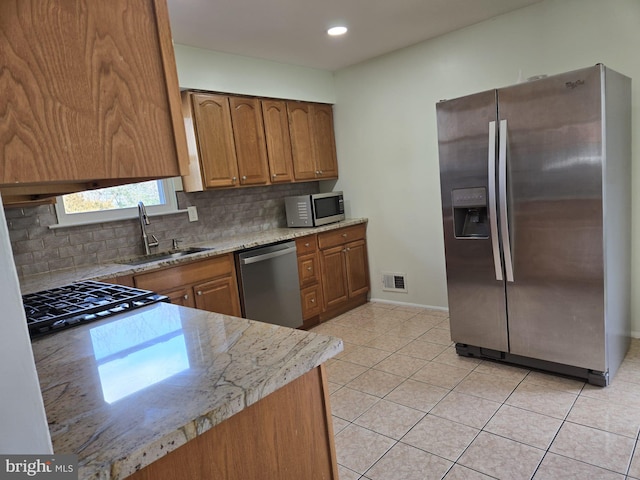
(53, 178, 181, 227)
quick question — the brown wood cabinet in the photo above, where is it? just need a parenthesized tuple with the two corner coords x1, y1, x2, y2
(262, 100, 295, 183)
(127, 365, 338, 480)
(229, 97, 270, 186)
(0, 0, 188, 204)
(287, 102, 338, 181)
(182, 92, 338, 191)
(163, 286, 196, 308)
(318, 224, 370, 320)
(295, 235, 324, 329)
(102, 274, 135, 288)
(188, 93, 239, 189)
(182, 92, 271, 191)
(133, 254, 241, 317)
(192, 276, 240, 315)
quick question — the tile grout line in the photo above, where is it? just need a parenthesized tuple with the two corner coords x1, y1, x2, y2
(325, 306, 640, 479)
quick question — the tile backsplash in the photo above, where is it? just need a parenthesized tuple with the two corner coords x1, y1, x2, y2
(5, 183, 318, 278)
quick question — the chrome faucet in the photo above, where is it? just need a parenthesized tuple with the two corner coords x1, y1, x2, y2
(137, 201, 159, 255)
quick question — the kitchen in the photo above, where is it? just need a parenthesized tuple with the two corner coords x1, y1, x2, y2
(2, 0, 640, 478)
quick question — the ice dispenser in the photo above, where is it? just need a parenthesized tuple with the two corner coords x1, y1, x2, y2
(452, 187, 489, 238)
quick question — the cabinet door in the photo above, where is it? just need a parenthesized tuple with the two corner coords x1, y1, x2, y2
(287, 102, 317, 180)
(0, 0, 187, 194)
(345, 240, 369, 298)
(319, 245, 349, 309)
(311, 104, 338, 179)
(229, 97, 269, 186)
(191, 93, 239, 188)
(262, 100, 294, 183)
(164, 286, 196, 308)
(193, 276, 241, 317)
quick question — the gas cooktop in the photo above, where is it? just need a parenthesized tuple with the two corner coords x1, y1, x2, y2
(23, 280, 168, 339)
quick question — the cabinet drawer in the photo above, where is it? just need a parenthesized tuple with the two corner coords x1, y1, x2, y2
(318, 224, 366, 250)
(301, 284, 322, 319)
(298, 253, 319, 288)
(134, 254, 233, 293)
(295, 235, 318, 255)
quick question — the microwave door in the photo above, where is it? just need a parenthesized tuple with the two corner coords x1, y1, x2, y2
(312, 195, 344, 226)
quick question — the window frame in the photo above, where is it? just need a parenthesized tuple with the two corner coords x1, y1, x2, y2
(52, 178, 182, 228)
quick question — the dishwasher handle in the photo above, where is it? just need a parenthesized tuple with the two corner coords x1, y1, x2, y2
(239, 245, 296, 265)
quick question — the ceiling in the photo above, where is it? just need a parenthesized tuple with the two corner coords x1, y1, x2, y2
(166, 0, 543, 71)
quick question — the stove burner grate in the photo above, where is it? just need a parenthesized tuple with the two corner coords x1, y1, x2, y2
(23, 280, 168, 338)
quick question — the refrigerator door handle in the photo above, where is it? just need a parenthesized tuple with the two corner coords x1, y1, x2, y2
(499, 119, 515, 282)
(487, 121, 503, 281)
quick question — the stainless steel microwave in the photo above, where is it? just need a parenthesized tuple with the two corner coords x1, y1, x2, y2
(285, 192, 345, 227)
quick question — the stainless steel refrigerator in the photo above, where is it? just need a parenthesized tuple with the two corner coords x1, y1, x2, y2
(436, 65, 631, 386)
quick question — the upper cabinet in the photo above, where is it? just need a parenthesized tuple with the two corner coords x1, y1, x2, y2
(229, 97, 270, 186)
(181, 91, 338, 191)
(188, 93, 239, 188)
(0, 0, 189, 203)
(288, 102, 338, 181)
(261, 100, 295, 183)
(183, 91, 271, 190)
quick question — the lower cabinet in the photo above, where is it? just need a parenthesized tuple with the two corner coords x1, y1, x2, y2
(108, 224, 368, 327)
(192, 276, 240, 315)
(126, 365, 338, 480)
(133, 253, 241, 317)
(318, 224, 370, 320)
(295, 236, 324, 329)
(162, 286, 195, 308)
(296, 223, 370, 328)
(102, 274, 135, 288)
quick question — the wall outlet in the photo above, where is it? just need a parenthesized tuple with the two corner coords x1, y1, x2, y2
(187, 206, 198, 222)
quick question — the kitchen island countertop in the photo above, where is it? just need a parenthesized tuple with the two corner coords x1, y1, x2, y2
(30, 302, 343, 479)
(19, 218, 368, 295)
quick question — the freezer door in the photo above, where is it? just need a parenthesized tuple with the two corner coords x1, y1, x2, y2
(437, 90, 508, 352)
(497, 66, 606, 371)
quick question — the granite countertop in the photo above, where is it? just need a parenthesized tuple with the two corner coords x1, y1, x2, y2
(20, 218, 368, 295)
(31, 302, 343, 480)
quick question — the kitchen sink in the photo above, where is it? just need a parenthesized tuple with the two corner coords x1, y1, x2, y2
(117, 247, 214, 266)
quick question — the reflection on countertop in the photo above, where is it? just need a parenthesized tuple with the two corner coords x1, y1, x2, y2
(31, 302, 343, 480)
(89, 313, 190, 404)
(19, 218, 368, 295)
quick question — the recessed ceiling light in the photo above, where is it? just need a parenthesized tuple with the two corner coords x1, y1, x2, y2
(327, 26, 348, 36)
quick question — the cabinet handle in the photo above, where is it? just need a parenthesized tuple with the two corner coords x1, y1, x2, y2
(242, 175, 247, 180)
(272, 174, 277, 178)
(342, 233, 347, 238)
(197, 291, 203, 296)
(183, 294, 189, 300)
(315, 170, 320, 175)
(346, 247, 351, 251)
(319, 170, 323, 175)
(232, 176, 237, 183)
(304, 242, 310, 247)
(307, 266, 312, 271)
(310, 298, 315, 303)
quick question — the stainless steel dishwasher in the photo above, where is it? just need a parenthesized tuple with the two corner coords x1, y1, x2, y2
(236, 241, 303, 329)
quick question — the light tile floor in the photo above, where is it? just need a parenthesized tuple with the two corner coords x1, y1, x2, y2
(311, 302, 640, 480)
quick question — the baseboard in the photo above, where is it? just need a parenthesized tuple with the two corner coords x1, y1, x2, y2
(368, 297, 449, 312)
(631, 331, 640, 339)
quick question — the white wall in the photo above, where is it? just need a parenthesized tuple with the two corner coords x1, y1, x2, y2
(332, 0, 640, 332)
(0, 195, 52, 453)
(174, 44, 336, 103)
